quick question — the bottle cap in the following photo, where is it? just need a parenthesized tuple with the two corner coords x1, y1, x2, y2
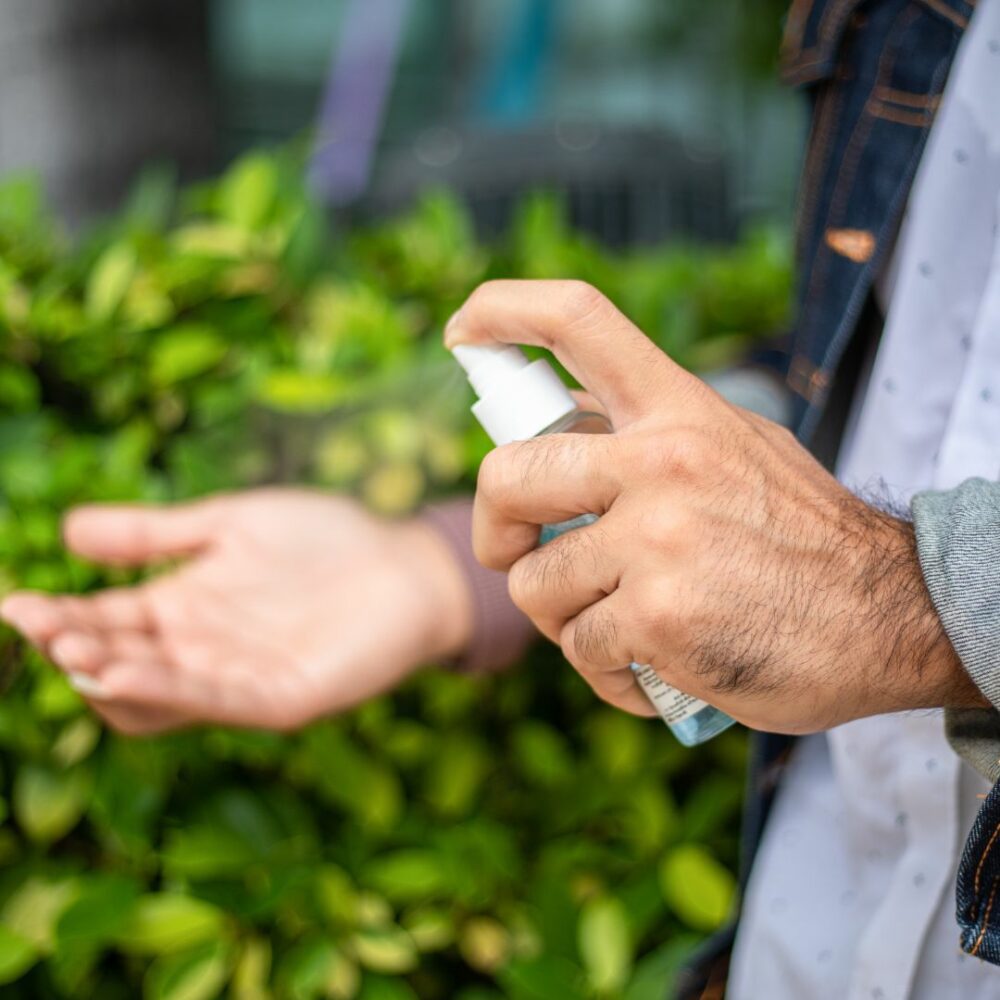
(452, 343, 578, 445)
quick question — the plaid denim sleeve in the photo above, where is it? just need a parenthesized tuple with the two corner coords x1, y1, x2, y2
(912, 477, 1000, 782)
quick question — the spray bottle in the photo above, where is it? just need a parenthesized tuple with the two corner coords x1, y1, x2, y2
(453, 342, 735, 747)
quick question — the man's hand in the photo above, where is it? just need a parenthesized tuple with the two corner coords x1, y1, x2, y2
(0, 489, 473, 734)
(446, 280, 986, 734)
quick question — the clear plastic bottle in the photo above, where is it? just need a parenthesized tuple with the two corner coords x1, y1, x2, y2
(453, 342, 735, 747)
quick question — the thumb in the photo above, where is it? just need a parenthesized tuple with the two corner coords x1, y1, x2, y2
(63, 499, 219, 565)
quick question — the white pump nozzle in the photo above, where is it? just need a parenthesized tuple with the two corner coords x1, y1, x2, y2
(450, 342, 577, 446)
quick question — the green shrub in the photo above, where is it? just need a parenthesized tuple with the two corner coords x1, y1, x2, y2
(0, 152, 790, 999)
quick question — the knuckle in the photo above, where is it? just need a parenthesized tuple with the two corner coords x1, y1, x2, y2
(571, 605, 619, 668)
(561, 280, 609, 326)
(636, 504, 689, 552)
(463, 280, 507, 320)
(465, 281, 494, 310)
(647, 428, 706, 479)
(515, 437, 561, 493)
(632, 575, 681, 641)
(771, 424, 798, 450)
(477, 448, 516, 506)
(471, 534, 507, 572)
(506, 557, 537, 612)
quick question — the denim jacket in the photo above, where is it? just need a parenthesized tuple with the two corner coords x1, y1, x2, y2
(675, 1, 992, 995)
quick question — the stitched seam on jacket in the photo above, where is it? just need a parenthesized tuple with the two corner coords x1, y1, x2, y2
(796, 3, 917, 361)
(797, 10, 960, 442)
(867, 102, 936, 126)
(796, 79, 848, 269)
(920, 0, 969, 28)
(971, 875, 1000, 956)
(795, 0, 856, 70)
(974, 821, 1000, 894)
(874, 84, 942, 107)
(781, 0, 819, 65)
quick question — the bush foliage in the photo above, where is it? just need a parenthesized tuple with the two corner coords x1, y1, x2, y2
(0, 152, 791, 1000)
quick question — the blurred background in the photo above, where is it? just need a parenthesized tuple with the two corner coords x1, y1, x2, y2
(0, 0, 801, 235)
(0, 3, 804, 999)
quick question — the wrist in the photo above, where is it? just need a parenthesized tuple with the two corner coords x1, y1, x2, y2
(863, 512, 988, 714)
(394, 518, 475, 663)
(418, 500, 539, 673)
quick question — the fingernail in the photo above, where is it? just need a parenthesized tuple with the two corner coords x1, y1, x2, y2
(0, 595, 25, 626)
(68, 672, 109, 700)
(443, 308, 463, 348)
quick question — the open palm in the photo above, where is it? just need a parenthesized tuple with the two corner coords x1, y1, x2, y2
(1, 489, 470, 734)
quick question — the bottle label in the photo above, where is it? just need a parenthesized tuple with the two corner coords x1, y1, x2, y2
(630, 664, 708, 725)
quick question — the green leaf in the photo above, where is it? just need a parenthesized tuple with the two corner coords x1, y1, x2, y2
(305, 729, 402, 832)
(56, 874, 141, 951)
(423, 735, 490, 817)
(218, 154, 278, 231)
(0, 173, 43, 233)
(577, 896, 632, 995)
(86, 242, 138, 322)
(150, 325, 227, 386)
(659, 845, 736, 932)
(51, 716, 102, 768)
(144, 940, 231, 1000)
(277, 937, 358, 1000)
(458, 916, 510, 974)
(358, 975, 418, 1000)
(623, 935, 702, 1000)
(680, 773, 744, 842)
(124, 163, 177, 233)
(401, 907, 454, 953)
(230, 936, 271, 1000)
(587, 712, 650, 779)
(0, 925, 38, 985)
(31, 670, 84, 720)
(315, 865, 360, 927)
(350, 928, 418, 975)
(13, 763, 91, 842)
(117, 894, 227, 956)
(499, 955, 587, 1000)
(0, 365, 39, 412)
(511, 722, 575, 787)
(88, 737, 170, 858)
(363, 850, 450, 904)
(2, 876, 79, 951)
(161, 825, 256, 880)
(256, 370, 350, 414)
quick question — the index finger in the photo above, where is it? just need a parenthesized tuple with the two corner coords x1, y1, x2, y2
(444, 280, 696, 426)
(472, 432, 620, 570)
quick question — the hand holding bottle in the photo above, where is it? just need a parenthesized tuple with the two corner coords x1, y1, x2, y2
(445, 279, 985, 734)
(1, 489, 474, 734)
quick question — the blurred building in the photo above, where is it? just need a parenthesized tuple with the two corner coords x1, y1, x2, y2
(0, 0, 805, 241)
(0, 0, 218, 226)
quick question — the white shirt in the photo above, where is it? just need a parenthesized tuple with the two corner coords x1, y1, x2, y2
(729, 2, 1000, 997)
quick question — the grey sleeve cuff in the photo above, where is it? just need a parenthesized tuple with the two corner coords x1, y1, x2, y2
(912, 478, 1000, 781)
(944, 709, 1000, 784)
